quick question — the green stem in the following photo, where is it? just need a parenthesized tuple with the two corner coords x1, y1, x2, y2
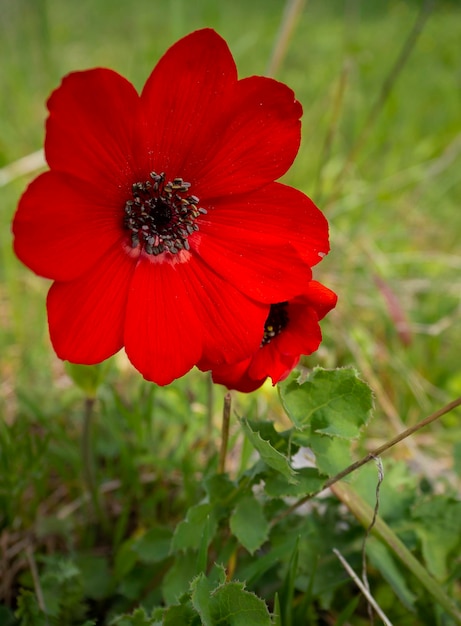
(332, 482, 461, 625)
(218, 393, 232, 474)
(81, 396, 109, 532)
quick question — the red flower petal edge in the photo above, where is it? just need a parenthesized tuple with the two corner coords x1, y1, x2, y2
(12, 28, 334, 385)
(210, 281, 338, 393)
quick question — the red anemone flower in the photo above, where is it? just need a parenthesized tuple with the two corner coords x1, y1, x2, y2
(12, 29, 330, 385)
(210, 281, 337, 393)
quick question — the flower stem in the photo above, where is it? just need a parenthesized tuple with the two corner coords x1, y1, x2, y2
(331, 482, 461, 625)
(81, 396, 109, 532)
(218, 393, 232, 474)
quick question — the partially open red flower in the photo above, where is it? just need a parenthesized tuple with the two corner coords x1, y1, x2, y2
(210, 281, 337, 392)
(13, 29, 330, 385)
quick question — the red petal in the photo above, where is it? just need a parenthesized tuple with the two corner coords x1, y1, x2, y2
(211, 358, 266, 393)
(248, 346, 299, 385)
(299, 281, 338, 320)
(47, 243, 136, 364)
(194, 76, 302, 197)
(124, 256, 204, 385)
(45, 68, 142, 188)
(196, 197, 314, 303)
(140, 29, 236, 179)
(200, 183, 329, 268)
(124, 254, 268, 385)
(185, 257, 268, 367)
(13, 171, 125, 281)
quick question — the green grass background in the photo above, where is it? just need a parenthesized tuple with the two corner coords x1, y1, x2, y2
(1, 0, 460, 418)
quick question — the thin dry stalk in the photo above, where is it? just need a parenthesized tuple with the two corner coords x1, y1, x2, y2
(266, 0, 306, 77)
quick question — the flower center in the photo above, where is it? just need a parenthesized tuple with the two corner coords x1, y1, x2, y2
(261, 302, 289, 346)
(123, 172, 206, 256)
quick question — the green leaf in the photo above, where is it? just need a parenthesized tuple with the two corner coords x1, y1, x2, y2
(64, 361, 110, 397)
(190, 573, 214, 626)
(162, 603, 197, 626)
(264, 467, 325, 498)
(279, 367, 373, 438)
(110, 608, 156, 625)
(171, 503, 217, 553)
(162, 551, 198, 605)
(229, 494, 269, 554)
(75, 554, 113, 600)
(131, 526, 173, 563)
(240, 418, 298, 483)
(412, 496, 461, 580)
(209, 581, 272, 625)
(245, 420, 295, 456)
(14, 590, 47, 626)
(308, 433, 352, 476)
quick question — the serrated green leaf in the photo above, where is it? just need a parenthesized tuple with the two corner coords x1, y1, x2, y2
(15, 590, 47, 626)
(264, 467, 325, 498)
(279, 367, 373, 438)
(190, 573, 214, 626)
(245, 420, 295, 456)
(131, 526, 173, 563)
(110, 608, 154, 626)
(230, 494, 269, 554)
(240, 419, 298, 484)
(162, 603, 197, 626)
(171, 503, 217, 553)
(209, 582, 272, 625)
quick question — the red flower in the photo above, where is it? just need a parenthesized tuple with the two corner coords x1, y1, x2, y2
(12, 29, 330, 385)
(210, 281, 337, 392)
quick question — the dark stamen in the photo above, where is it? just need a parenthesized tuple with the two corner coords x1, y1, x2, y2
(123, 171, 206, 256)
(261, 302, 289, 346)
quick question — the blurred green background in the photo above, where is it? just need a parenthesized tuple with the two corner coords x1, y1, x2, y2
(1, 0, 460, 423)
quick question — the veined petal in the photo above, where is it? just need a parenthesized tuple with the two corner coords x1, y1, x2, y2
(140, 29, 236, 179)
(45, 68, 142, 188)
(13, 171, 125, 281)
(182, 256, 268, 367)
(124, 254, 268, 385)
(200, 183, 329, 267)
(196, 213, 313, 303)
(47, 243, 136, 364)
(194, 76, 302, 198)
(124, 256, 204, 385)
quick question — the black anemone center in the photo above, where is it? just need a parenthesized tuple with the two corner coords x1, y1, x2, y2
(153, 201, 172, 227)
(123, 172, 207, 256)
(261, 302, 289, 346)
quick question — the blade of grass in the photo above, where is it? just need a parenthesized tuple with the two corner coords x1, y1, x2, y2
(266, 0, 306, 77)
(327, 0, 436, 207)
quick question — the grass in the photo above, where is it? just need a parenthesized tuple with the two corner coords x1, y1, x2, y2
(1, 0, 461, 623)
